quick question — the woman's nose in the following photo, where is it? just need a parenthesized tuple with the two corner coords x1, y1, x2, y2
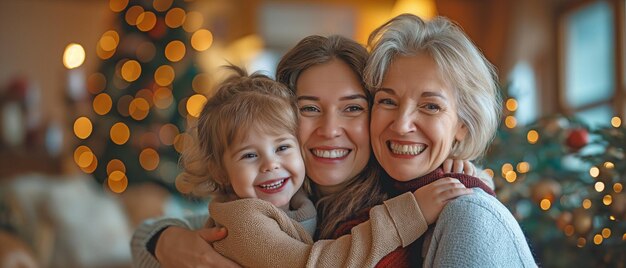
(389, 110, 416, 135)
(316, 112, 343, 138)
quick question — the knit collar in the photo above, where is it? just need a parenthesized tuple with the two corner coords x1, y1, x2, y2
(385, 167, 496, 197)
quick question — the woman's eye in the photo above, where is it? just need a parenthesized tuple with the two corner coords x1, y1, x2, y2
(345, 105, 365, 112)
(299, 105, 320, 114)
(377, 98, 396, 106)
(423, 103, 442, 112)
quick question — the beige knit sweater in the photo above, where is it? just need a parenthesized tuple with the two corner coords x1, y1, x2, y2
(209, 191, 426, 268)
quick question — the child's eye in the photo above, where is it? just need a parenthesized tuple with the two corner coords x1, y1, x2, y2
(276, 144, 291, 152)
(240, 153, 257, 160)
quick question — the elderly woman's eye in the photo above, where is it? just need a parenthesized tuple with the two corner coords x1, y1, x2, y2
(423, 103, 442, 112)
(377, 98, 396, 106)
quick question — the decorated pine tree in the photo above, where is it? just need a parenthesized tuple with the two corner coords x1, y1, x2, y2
(483, 86, 626, 267)
(73, 0, 214, 194)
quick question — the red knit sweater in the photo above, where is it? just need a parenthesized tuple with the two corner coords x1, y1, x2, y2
(332, 168, 495, 267)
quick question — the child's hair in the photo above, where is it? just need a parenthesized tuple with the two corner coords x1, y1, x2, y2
(176, 65, 297, 198)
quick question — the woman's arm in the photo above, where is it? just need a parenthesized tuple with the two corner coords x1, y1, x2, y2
(131, 213, 239, 268)
(423, 189, 536, 268)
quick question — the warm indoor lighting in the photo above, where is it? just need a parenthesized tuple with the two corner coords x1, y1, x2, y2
(582, 199, 592, 209)
(93, 93, 113, 115)
(153, 87, 173, 109)
(589, 166, 600, 178)
(159, 124, 179, 145)
(191, 29, 213, 51)
(73, 117, 93, 139)
(155, 65, 175, 86)
(391, 0, 437, 20)
(153, 0, 173, 12)
(110, 122, 130, 145)
(129, 98, 150, 120)
(602, 228, 611, 238)
(505, 98, 518, 112)
(165, 7, 186, 28)
(63, 43, 86, 69)
(611, 116, 621, 127)
(108, 170, 128, 193)
(165, 40, 186, 62)
(87, 73, 107, 94)
(614, 183, 623, 193)
(527, 130, 539, 144)
(516, 162, 530, 173)
(109, 0, 129, 12)
(505, 171, 517, 183)
(139, 148, 160, 170)
(125, 5, 144, 26)
(192, 73, 211, 93)
(540, 199, 551, 210)
(121, 60, 142, 82)
(593, 234, 603, 245)
(595, 181, 605, 192)
(603, 195, 612, 205)
(106, 159, 126, 175)
(182, 11, 203, 32)
(137, 11, 157, 32)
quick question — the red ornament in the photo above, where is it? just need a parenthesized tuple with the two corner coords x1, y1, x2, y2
(565, 128, 589, 151)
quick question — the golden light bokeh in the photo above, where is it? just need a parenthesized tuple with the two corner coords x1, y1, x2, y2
(595, 181, 605, 192)
(178, 97, 188, 116)
(96, 42, 116, 60)
(125, 5, 144, 26)
(191, 29, 213, 51)
(74, 146, 91, 165)
(63, 43, 86, 69)
(576, 237, 586, 248)
(109, 0, 129, 12)
(137, 11, 157, 32)
(589, 166, 600, 178)
(505, 170, 517, 183)
(117, 95, 133, 117)
(602, 228, 611, 238)
(611, 116, 622, 127)
(192, 73, 211, 93)
(505, 98, 518, 112)
(186, 94, 207, 118)
(139, 148, 160, 171)
(129, 97, 150, 120)
(582, 199, 592, 209)
(603, 161, 614, 169)
(504, 115, 517, 128)
(516, 162, 530, 173)
(121, 60, 142, 82)
(137, 42, 156, 62)
(74, 117, 93, 139)
(87, 73, 107, 94)
(93, 93, 113, 115)
(153, 87, 173, 109)
(136, 89, 154, 107)
(106, 159, 126, 175)
(110, 122, 130, 145)
(77, 150, 94, 168)
(603, 194, 612, 205)
(564, 225, 575, 236)
(173, 133, 190, 153)
(501, 163, 513, 176)
(155, 65, 175, 86)
(165, 8, 186, 28)
(182, 11, 203, 32)
(108, 170, 128, 193)
(614, 183, 623, 193)
(540, 199, 551, 210)
(81, 154, 98, 174)
(527, 130, 539, 144)
(593, 234, 603, 245)
(165, 40, 186, 62)
(153, 0, 173, 12)
(159, 124, 179, 145)
(99, 30, 120, 52)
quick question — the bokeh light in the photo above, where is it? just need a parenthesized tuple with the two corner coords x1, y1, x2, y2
(109, 0, 129, 12)
(506, 98, 518, 112)
(117, 95, 133, 117)
(137, 11, 157, 32)
(93, 93, 113, 115)
(165, 8, 186, 28)
(593, 234, 603, 245)
(125, 5, 144, 26)
(611, 116, 622, 127)
(99, 30, 120, 52)
(590, 166, 600, 178)
(153, 87, 174, 109)
(527, 130, 539, 144)
(614, 183, 623, 193)
(153, 0, 173, 12)
(121, 60, 142, 82)
(191, 29, 213, 51)
(516, 162, 530, 173)
(182, 11, 203, 32)
(139, 148, 160, 170)
(108, 170, 128, 193)
(603, 195, 612, 205)
(582, 199, 592, 209)
(106, 159, 126, 175)
(154, 65, 175, 86)
(540, 199, 551, 210)
(137, 42, 156, 62)
(159, 124, 179, 145)
(110, 122, 130, 145)
(505, 170, 517, 183)
(74, 117, 93, 139)
(63, 43, 86, 69)
(186, 94, 207, 118)
(505, 116, 517, 128)
(87, 73, 107, 94)
(136, 89, 154, 107)
(129, 98, 150, 120)
(595, 182, 605, 192)
(192, 73, 211, 93)
(165, 40, 186, 62)
(602, 228, 611, 238)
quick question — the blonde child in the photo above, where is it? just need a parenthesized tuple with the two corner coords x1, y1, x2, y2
(174, 65, 473, 268)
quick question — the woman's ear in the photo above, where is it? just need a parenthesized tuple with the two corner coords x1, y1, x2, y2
(455, 122, 468, 141)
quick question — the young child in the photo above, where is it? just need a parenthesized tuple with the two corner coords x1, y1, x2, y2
(176, 65, 471, 268)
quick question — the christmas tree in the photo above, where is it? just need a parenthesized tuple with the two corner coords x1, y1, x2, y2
(483, 87, 626, 267)
(73, 0, 214, 194)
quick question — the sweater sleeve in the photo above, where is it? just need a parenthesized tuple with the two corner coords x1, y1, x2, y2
(211, 192, 427, 268)
(423, 190, 536, 268)
(130, 212, 210, 268)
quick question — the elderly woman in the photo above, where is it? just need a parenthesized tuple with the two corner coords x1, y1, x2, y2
(364, 14, 536, 267)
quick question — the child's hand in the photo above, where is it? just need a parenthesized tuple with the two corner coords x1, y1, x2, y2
(442, 159, 477, 176)
(413, 178, 473, 225)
